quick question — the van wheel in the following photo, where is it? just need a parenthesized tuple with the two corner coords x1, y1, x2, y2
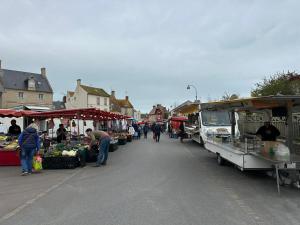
(217, 154, 225, 166)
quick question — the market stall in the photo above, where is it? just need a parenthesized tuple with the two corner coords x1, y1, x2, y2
(28, 108, 130, 169)
(0, 110, 35, 166)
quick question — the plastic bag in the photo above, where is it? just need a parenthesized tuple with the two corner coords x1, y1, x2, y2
(33, 155, 43, 172)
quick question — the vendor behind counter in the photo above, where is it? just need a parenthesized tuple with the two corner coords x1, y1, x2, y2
(7, 119, 21, 136)
(256, 122, 280, 141)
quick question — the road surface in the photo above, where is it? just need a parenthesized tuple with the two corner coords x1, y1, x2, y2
(1, 134, 300, 225)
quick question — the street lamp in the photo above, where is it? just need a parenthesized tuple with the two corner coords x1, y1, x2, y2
(187, 84, 198, 101)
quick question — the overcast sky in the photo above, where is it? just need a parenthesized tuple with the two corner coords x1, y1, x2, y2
(0, 0, 299, 112)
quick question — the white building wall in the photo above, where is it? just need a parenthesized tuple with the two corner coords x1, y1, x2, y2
(87, 95, 110, 111)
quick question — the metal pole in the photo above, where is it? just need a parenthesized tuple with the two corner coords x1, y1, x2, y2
(286, 102, 294, 154)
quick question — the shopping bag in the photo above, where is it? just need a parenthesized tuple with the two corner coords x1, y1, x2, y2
(33, 155, 43, 172)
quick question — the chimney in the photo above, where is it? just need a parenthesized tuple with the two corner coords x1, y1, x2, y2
(77, 79, 81, 86)
(63, 96, 67, 103)
(111, 90, 115, 97)
(41, 67, 46, 77)
(0, 60, 2, 69)
(125, 96, 129, 101)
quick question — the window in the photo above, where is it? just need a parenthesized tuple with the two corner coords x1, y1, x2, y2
(97, 97, 100, 106)
(39, 94, 44, 100)
(104, 97, 107, 106)
(18, 92, 24, 99)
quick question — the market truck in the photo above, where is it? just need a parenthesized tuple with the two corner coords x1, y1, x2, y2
(199, 96, 300, 194)
(184, 105, 239, 146)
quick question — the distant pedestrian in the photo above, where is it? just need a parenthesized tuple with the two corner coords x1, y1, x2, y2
(86, 129, 111, 167)
(168, 123, 172, 138)
(18, 123, 40, 176)
(137, 125, 141, 139)
(179, 122, 185, 143)
(153, 123, 162, 142)
(143, 123, 149, 139)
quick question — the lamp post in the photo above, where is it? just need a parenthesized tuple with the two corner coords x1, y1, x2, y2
(187, 84, 198, 101)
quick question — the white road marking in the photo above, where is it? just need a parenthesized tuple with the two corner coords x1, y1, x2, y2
(0, 169, 82, 224)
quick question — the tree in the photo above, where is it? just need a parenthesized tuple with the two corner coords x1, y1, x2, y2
(251, 71, 300, 97)
(221, 92, 239, 101)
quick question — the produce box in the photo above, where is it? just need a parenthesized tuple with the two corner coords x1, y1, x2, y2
(127, 135, 132, 142)
(42, 156, 79, 169)
(118, 138, 127, 145)
(109, 143, 119, 152)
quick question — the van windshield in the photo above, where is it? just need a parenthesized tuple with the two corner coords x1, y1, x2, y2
(201, 111, 231, 126)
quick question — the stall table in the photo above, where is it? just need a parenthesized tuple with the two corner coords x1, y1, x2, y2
(0, 149, 20, 166)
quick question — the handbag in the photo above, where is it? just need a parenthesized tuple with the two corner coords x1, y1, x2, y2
(33, 155, 43, 172)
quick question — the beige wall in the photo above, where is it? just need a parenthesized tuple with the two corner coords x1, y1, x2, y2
(66, 86, 110, 111)
(87, 95, 110, 111)
(66, 85, 88, 109)
(121, 107, 134, 117)
(1, 89, 53, 108)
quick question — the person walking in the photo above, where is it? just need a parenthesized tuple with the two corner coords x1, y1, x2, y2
(18, 123, 40, 176)
(153, 123, 162, 142)
(179, 122, 185, 143)
(143, 123, 149, 139)
(86, 129, 111, 167)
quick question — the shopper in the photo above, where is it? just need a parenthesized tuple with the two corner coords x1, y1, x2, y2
(168, 123, 172, 138)
(179, 122, 185, 143)
(56, 124, 67, 143)
(153, 123, 162, 142)
(18, 123, 40, 176)
(143, 123, 149, 139)
(86, 128, 111, 167)
(8, 119, 21, 136)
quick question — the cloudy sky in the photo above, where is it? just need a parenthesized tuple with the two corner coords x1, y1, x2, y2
(0, 0, 299, 112)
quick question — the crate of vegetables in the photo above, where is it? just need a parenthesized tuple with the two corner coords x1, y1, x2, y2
(42, 156, 79, 169)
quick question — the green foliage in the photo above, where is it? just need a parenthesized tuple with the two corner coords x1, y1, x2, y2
(221, 92, 239, 101)
(251, 72, 300, 97)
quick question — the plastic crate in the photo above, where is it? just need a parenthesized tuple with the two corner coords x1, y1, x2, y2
(109, 143, 119, 152)
(118, 139, 127, 145)
(42, 156, 79, 169)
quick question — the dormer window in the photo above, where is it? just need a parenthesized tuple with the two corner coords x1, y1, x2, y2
(28, 77, 36, 91)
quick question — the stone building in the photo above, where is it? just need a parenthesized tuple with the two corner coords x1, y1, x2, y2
(65, 79, 110, 111)
(110, 91, 134, 117)
(148, 104, 169, 122)
(0, 60, 53, 109)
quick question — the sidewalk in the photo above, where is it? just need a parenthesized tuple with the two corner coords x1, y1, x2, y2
(0, 166, 80, 219)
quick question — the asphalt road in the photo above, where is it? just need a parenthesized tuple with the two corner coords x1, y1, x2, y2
(1, 134, 300, 225)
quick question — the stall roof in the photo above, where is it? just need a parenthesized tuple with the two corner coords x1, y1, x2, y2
(27, 108, 130, 120)
(172, 101, 200, 115)
(0, 109, 35, 118)
(200, 95, 300, 111)
(170, 116, 188, 122)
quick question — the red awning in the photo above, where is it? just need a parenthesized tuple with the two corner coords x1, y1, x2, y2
(27, 108, 130, 121)
(0, 109, 35, 118)
(170, 116, 188, 122)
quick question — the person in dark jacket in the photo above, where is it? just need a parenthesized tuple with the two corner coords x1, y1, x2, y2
(179, 122, 185, 143)
(143, 123, 149, 139)
(8, 119, 21, 136)
(18, 123, 40, 176)
(56, 124, 67, 143)
(153, 123, 162, 142)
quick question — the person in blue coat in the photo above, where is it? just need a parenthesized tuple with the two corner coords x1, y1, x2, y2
(18, 123, 40, 176)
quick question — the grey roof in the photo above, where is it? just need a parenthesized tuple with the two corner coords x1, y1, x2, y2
(53, 101, 66, 110)
(0, 69, 53, 93)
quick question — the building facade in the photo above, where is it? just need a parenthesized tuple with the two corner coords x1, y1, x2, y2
(110, 90, 134, 117)
(148, 104, 169, 122)
(0, 60, 53, 109)
(65, 79, 110, 111)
